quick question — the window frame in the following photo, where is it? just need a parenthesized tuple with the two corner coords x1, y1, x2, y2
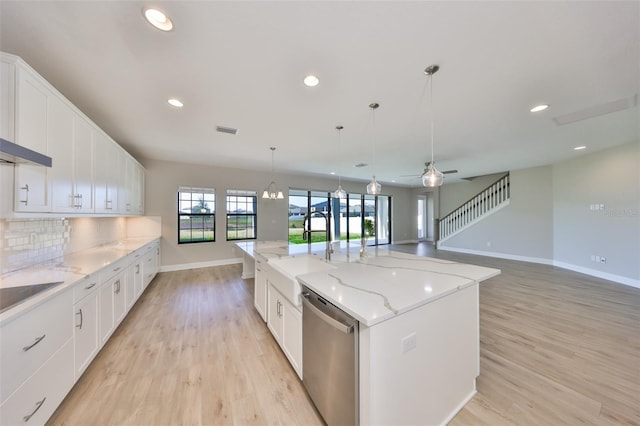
(177, 187, 216, 245)
(226, 190, 258, 241)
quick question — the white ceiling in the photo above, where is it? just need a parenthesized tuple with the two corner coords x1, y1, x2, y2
(1, 1, 638, 187)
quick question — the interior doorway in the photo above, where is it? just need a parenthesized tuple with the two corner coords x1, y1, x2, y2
(417, 195, 427, 242)
(417, 192, 436, 243)
(426, 192, 435, 242)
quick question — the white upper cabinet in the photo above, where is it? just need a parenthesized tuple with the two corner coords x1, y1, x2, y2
(49, 96, 94, 213)
(94, 130, 121, 214)
(122, 156, 144, 215)
(13, 63, 50, 212)
(1, 52, 144, 216)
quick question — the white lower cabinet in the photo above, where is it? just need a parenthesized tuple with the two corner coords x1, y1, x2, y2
(73, 283, 99, 380)
(0, 339, 74, 426)
(267, 283, 303, 379)
(254, 257, 268, 322)
(282, 300, 302, 377)
(142, 241, 160, 289)
(125, 256, 139, 311)
(0, 289, 73, 403)
(0, 289, 74, 426)
(0, 238, 161, 425)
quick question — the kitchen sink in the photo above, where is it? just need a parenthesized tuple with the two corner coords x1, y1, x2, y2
(268, 255, 336, 306)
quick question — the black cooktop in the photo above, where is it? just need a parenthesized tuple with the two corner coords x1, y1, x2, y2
(0, 281, 64, 313)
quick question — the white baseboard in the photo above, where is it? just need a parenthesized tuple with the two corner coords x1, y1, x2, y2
(437, 245, 554, 266)
(392, 239, 419, 245)
(552, 261, 640, 289)
(160, 257, 243, 273)
(437, 245, 639, 289)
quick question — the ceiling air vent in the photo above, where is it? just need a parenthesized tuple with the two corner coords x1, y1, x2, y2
(552, 94, 638, 126)
(216, 126, 238, 135)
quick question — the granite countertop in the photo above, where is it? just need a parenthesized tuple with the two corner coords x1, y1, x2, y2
(297, 253, 500, 327)
(0, 236, 160, 324)
(239, 240, 500, 327)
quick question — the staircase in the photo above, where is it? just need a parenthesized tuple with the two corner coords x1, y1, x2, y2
(438, 173, 510, 244)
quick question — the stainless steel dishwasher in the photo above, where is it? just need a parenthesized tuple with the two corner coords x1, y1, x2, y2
(302, 285, 359, 426)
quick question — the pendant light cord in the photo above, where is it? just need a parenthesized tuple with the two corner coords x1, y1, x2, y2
(429, 72, 435, 165)
(337, 127, 342, 186)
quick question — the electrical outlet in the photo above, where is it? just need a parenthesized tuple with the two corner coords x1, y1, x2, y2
(595, 255, 601, 263)
(590, 255, 596, 262)
(402, 332, 417, 353)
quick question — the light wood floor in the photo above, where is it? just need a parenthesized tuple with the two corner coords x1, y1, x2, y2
(48, 244, 640, 425)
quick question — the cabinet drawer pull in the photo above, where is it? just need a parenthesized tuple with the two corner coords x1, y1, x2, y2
(23, 397, 46, 422)
(85, 282, 96, 290)
(22, 334, 46, 352)
(76, 308, 83, 329)
(113, 266, 121, 272)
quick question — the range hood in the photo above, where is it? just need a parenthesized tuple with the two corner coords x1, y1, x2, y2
(0, 138, 52, 167)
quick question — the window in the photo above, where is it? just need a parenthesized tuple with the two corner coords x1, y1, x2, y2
(287, 189, 391, 246)
(178, 187, 215, 244)
(226, 190, 257, 240)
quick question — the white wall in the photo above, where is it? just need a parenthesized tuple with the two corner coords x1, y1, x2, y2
(439, 166, 554, 263)
(437, 141, 640, 286)
(552, 141, 640, 283)
(143, 158, 414, 269)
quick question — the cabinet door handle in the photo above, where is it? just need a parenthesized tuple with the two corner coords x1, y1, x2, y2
(85, 282, 96, 290)
(106, 199, 113, 210)
(22, 334, 46, 352)
(76, 309, 83, 329)
(23, 397, 46, 422)
(20, 184, 29, 205)
(136, 264, 140, 274)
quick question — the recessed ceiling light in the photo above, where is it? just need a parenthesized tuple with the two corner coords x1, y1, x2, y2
(143, 7, 173, 31)
(574, 146, 587, 150)
(530, 104, 549, 112)
(303, 75, 319, 87)
(330, 172, 336, 175)
(168, 98, 183, 108)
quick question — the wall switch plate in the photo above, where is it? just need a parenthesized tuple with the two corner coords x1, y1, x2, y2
(402, 332, 417, 353)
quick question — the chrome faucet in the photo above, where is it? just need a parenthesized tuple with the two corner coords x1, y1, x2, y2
(302, 211, 332, 261)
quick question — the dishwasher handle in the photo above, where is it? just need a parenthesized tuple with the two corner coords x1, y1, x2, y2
(302, 293, 354, 335)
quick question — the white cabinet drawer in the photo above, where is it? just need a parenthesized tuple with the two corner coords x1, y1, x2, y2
(0, 290, 72, 403)
(72, 273, 100, 304)
(0, 338, 74, 425)
(101, 257, 129, 282)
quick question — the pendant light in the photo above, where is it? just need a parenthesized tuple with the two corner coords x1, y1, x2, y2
(422, 65, 444, 188)
(262, 147, 284, 199)
(366, 102, 381, 195)
(334, 125, 347, 199)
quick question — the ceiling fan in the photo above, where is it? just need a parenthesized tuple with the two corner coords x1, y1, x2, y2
(400, 162, 458, 179)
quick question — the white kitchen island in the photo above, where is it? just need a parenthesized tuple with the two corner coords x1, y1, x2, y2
(237, 242, 500, 425)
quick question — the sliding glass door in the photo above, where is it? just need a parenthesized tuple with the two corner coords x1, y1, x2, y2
(288, 189, 391, 246)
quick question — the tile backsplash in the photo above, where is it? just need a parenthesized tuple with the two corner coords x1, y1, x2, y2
(0, 217, 127, 274)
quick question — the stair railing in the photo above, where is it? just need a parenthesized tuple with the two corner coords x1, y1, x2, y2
(439, 173, 510, 242)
